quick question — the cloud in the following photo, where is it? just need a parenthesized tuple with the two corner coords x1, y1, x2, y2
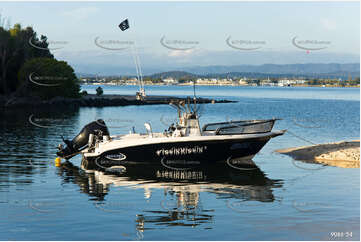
(320, 18, 337, 30)
(62, 7, 99, 20)
(168, 49, 195, 57)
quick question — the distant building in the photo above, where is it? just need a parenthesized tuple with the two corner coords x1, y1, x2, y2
(218, 78, 233, 85)
(261, 78, 274, 86)
(294, 79, 306, 84)
(196, 78, 217, 85)
(239, 78, 248, 85)
(125, 78, 138, 85)
(278, 79, 306, 86)
(163, 78, 178, 84)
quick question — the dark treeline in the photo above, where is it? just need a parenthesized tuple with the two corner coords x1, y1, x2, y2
(0, 14, 80, 100)
(0, 22, 52, 94)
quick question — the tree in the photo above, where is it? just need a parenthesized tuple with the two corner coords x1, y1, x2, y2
(0, 22, 53, 95)
(0, 26, 15, 94)
(17, 57, 80, 100)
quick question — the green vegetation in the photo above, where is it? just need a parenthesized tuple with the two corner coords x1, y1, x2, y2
(305, 78, 360, 87)
(246, 79, 261, 86)
(18, 58, 80, 99)
(0, 15, 80, 100)
(143, 76, 162, 84)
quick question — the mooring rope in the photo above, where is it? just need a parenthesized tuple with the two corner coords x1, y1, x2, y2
(286, 130, 316, 145)
(284, 123, 354, 160)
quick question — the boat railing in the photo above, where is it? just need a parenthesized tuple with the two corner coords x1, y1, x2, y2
(202, 119, 279, 135)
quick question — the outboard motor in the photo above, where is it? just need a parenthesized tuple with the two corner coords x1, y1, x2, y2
(57, 119, 110, 159)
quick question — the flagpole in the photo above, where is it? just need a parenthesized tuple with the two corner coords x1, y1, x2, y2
(132, 20, 145, 97)
(119, 18, 146, 99)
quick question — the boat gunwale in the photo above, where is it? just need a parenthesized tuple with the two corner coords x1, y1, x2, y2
(83, 130, 286, 157)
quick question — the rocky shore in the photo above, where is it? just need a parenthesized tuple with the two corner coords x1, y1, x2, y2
(276, 140, 360, 168)
(0, 94, 235, 108)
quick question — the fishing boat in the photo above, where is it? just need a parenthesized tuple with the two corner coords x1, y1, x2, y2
(56, 97, 286, 169)
(55, 18, 284, 170)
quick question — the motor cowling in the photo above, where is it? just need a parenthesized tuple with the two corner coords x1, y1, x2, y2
(57, 119, 110, 159)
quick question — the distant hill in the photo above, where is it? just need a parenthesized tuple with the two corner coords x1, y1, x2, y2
(148, 71, 198, 79)
(146, 71, 358, 80)
(77, 63, 360, 80)
(182, 63, 360, 75)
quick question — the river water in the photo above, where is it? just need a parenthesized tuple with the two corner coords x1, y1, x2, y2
(0, 85, 359, 240)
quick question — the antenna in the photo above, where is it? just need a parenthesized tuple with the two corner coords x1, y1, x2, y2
(186, 97, 191, 113)
(134, 43, 144, 92)
(131, 45, 141, 91)
(193, 81, 197, 115)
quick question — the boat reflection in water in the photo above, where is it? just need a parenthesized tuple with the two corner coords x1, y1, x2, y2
(57, 158, 283, 234)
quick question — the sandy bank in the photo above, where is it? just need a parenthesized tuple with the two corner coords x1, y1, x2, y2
(276, 140, 360, 168)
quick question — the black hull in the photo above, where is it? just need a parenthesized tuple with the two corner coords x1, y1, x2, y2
(82, 136, 273, 170)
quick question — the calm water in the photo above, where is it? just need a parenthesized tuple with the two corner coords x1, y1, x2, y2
(0, 86, 359, 241)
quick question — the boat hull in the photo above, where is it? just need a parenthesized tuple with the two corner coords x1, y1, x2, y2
(82, 135, 276, 170)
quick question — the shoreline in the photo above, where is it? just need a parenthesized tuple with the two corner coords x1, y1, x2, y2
(82, 83, 360, 88)
(276, 140, 360, 168)
(0, 94, 235, 109)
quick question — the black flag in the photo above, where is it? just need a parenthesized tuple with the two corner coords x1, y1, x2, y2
(118, 19, 129, 31)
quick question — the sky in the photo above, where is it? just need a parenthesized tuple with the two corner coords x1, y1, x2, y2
(1, 1, 360, 74)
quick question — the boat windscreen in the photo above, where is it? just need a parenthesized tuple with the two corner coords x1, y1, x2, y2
(203, 120, 276, 135)
(202, 120, 253, 131)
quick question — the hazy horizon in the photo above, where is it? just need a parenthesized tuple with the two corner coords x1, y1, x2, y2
(1, 1, 359, 75)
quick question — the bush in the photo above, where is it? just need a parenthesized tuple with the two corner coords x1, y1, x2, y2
(96, 86, 103, 96)
(17, 57, 80, 100)
(81, 90, 88, 96)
